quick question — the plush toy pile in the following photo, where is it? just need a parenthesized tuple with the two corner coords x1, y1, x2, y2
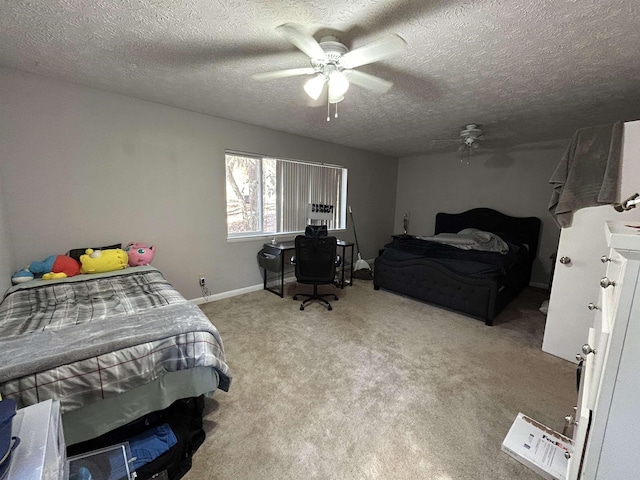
(11, 241, 156, 284)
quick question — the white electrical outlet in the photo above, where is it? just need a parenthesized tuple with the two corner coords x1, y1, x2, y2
(199, 276, 206, 286)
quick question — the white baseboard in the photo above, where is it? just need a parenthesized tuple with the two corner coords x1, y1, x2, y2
(190, 283, 263, 305)
(191, 256, 374, 305)
(189, 275, 298, 305)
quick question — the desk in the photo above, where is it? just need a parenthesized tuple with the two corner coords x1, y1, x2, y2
(261, 240, 354, 298)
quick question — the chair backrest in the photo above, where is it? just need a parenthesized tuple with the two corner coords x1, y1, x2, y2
(294, 235, 337, 284)
(305, 224, 328, 237)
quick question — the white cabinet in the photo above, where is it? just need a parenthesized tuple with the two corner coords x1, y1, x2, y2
(543, 120, 640, 362)
(571, 221, 640, 479)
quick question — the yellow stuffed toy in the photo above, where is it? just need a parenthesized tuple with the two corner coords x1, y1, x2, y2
(79, 248, 129, 274)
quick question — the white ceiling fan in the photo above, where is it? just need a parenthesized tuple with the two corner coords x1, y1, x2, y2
(428, 124, 485, 163)
(430, 124, 564, 165)
(253, 23, 407, 119)
(457, 124, 484, 163)
(459, 123, 484, 148)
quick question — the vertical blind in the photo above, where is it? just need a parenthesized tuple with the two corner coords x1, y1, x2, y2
(278, 158, 345, 232)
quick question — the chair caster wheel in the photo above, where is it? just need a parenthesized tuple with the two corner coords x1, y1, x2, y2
(300, 305, 304, 311)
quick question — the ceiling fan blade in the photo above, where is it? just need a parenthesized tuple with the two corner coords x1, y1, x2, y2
(345, 70, 394, 94)
(275, 23, 326, 59)
(339, 34, 406, 69)
(253, 67, 316, 81)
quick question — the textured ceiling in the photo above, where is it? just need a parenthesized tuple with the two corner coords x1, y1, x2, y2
(1, 0, 640, 157)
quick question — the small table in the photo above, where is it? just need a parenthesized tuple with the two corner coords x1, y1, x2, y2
(261, 239, 354, 298)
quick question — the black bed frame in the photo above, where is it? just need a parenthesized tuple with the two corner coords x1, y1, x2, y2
(373, 208, 541, 325)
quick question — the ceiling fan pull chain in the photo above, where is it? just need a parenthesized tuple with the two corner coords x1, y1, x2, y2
(327, 96, 331, 122)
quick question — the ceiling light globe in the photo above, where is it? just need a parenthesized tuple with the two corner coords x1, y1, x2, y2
(304, 74, 327, 100)
(329, 70, 349, 98)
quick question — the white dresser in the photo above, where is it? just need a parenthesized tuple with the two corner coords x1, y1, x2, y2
(568, 221, 640, 479)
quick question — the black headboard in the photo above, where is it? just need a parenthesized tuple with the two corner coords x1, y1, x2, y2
(435, 208, 541, 265)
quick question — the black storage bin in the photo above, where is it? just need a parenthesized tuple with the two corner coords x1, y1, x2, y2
(257, 247, 282, 273)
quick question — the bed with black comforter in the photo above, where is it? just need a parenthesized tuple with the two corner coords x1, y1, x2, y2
(373, 208, 541, 325)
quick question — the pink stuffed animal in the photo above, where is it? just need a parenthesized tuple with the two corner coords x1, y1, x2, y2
(124, 242, 156, 266)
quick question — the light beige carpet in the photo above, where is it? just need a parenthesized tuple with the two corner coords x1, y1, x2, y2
(188, 280, 576, 480)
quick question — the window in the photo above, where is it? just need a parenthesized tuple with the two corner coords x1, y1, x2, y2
(225, 151, 347, 238)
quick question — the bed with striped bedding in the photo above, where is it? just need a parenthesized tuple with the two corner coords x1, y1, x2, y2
(0, 266, 231, 444)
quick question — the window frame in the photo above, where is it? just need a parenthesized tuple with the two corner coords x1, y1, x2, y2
(225, 150, 348, 241)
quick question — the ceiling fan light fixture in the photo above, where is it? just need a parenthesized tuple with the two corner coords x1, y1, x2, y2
(304, 74, 327, 100)
(328, 70, 349, 101)
(328, 92, 345, 104)
(458, 123, 483, 164)
(257, 24, 406, 122)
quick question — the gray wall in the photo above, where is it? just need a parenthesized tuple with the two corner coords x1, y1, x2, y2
(394, 145, 568, 287)
(0, 67, 397, 299)
(0, 172, 14, 294)
(0, 66, 568, 297)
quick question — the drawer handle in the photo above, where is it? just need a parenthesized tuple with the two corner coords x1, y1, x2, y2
(601, 255, 611, 263)
(562, 414, 576, 437)
(600, 277, 616, 289)
(588, 303, 599, 310)
(559, 256, 572, 265)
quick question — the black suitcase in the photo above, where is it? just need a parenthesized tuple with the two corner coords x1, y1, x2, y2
(68, 396, 205, 480)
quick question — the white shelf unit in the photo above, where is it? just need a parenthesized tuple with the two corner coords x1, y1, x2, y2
(7, 399, 66, 480)
(575, 221, 640, 479)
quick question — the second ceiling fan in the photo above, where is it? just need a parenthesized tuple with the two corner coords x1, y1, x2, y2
(253, 23, 407, 119)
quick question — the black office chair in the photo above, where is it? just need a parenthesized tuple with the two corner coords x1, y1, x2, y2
(292, 234, 340, 311)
